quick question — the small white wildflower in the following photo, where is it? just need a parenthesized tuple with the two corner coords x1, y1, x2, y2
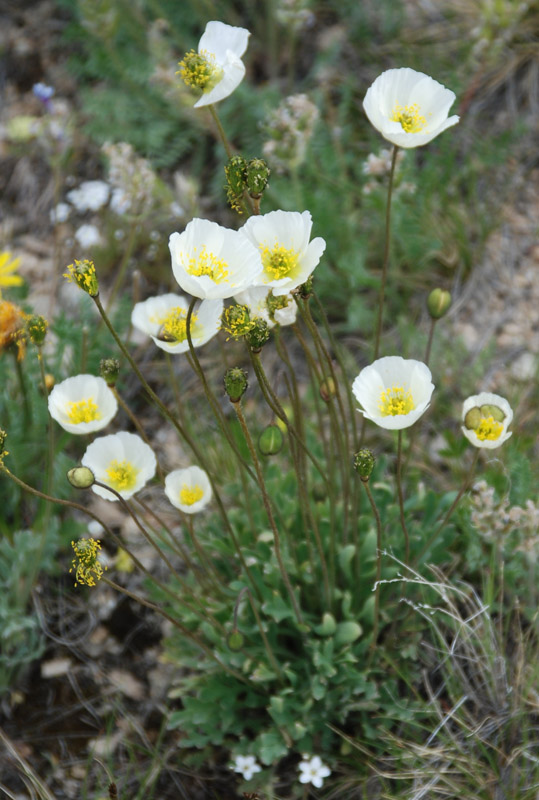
(298, 755, 331, 789)
(232, 754, 262, 781)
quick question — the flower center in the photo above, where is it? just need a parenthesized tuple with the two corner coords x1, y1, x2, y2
(180, 484, 204, 506)
(391, 103, 427, 133)
(155, 307, 199, 343)
(66, 397, 101, 424)
(260, 243, 299, 281)
(379, 385, 415, 416)
(185, 245, 229, 283)
(475, 416, 503, 441)
(106, 460, 140, 491)
(178, 49, 223, 92)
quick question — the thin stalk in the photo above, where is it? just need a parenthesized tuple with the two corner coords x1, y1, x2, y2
(232, 399, 304, 625)
(186, 515, 228, 595)
(13, 353, 30, 425)
(134, 495, 197, 572)
(424, 317, 437, 366)
(362, 478, 383, 657)
(112, 386, 165, 483)
(415, 449, 480, 564)
(208, 104, 233, 159)
(373, 145, 399, 360)
(106, 218, 139, 313)
(396, 430, 410, 566)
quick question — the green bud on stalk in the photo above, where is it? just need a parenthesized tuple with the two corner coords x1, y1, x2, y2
(353, 449, 375, 481)
(245, 157, 270, 200)
(258, 424, 284, 456)
(67, 466, 95, 490)
(100, 358, 120, 387)
(224, 155, 247, 213)
(26, 315, 48, 346)
(427, 288, 451, 319)
(246, 318, 270, 352)
(224, 367, 248, 403)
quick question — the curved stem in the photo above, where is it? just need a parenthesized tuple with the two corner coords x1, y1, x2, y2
(105, 219, 139, 313)
(362, 478, 383, 657)
(396, 430, 410, 566)
(373, 145, 399, 360)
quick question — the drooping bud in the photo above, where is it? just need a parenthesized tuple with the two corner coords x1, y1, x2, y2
(258, 424, 284, 456)
(427, 288, 451, 319)
(227, 629, 245, 651)
(221, 304, 253, 341)
(296, 276, 313, 300)
(63, 259, 99, 297)
(26, 314, 48, 346)
(246, 318, 270, 352)
(100, 358, 120, 387)
(67, 466, 95, 490)
(224, 367, 248, 403)
(319, 377, 336, 402)
(353, 449, 375, 481)
(245, 157, 270, 200)
(224, 155, 247, 213)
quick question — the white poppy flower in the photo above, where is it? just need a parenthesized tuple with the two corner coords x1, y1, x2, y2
(298, 755, 331, 789)
(48, 374, 118, 435)
(131, 293, 223, 354)
(363, 68, 459, 149)
(179, 21, 250, 108)
(169, 218, 262, 300)
(232, 754, 262, 781)
(164, 466, 212, 515)
(352, 356, 434, 430)
(67, 180, 110, 212)
(234, 286, 297, 328)
(240, 210, 326, 296)
(461, 392, 513, 450)
(82, 431, 156, 501)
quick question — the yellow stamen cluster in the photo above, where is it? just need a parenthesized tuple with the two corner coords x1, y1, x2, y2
(379, 385, 415, 416)
(261, 243, 299, 281)
(180, 484, 204, 506)
(0, 428, 8, 467)
(475, 416, 503, 441)
(157, 307, 198, 343)
(185, 246, 229, 283)
(0, 251, 23, 297)
(391, 103, 427, 133)
(63, 259, 99, 297)
(177, 49, 222, 91)
(70, 538, 105, 588)
(221, 304, 253, 340)
(66, 397, 101, 424)
(106, 459, 140, 492)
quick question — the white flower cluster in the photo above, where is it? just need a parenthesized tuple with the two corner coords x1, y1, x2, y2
(471, 480, 539, 561)
(102, 141, 158, 217)
(231, 753, 331, 787)
(263, 93, 320, 173)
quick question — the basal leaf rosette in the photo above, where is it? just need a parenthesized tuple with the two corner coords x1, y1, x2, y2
(131, 293, 223, 354)
(461, 392, 513, 450)
(363, 68, 459, 149)
(164, 466, 212, 515)
(169, 218, 262, 300)
(234, 286, 297, 328)
(240, 210, 326, 296)
(82, 431, 156, 501)
(48, 374, 118, 435)
(179, 21, 250, 108)
(352, 356, 434, 430)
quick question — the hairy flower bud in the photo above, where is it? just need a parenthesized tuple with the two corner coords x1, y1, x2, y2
(246, 318, 270, 351)
(258, 424, 284, 456)
(354, 449, 375, 481)
(100, 357, 120, 387)
(427, 288, 451, 319)
(67, 465, 95, 489)
(63, 259, 99, 297)
(224, 367, 248, 403)
(245, 158, 271, 200)
(26, 314, 48, 346)
(224, 155, 247, 213)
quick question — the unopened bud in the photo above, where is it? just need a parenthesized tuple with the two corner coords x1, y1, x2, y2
(245, 158, 270, 200)
(258, 424, 284, 456)
(26, 315, 48, 346)
(296, 276, 313, 300)
(246, 318, 269, 351)
(100, 358, 120, 387)
(427, 288, 451, 319)
(227, 630, 244, 651)
(224, 367, 248, 403)
(319, 377, 336, 402)
(67, 466, 95, 489)
(354, 449, 375, 481)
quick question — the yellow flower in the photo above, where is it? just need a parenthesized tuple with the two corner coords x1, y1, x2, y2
(0, 251, 23, 298)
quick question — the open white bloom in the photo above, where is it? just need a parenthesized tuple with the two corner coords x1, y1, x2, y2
(67, 180, 110, 212)
(232, 754, 262, 781)
(298, 755, 331, 789)
(240, 210, 326, 296)
(82, 431, 156, 501)
(363, 68, 459, 148)
(164, 466, 212, 515)
(461, 392, 513, 450)
(352, 356, 434, 430)
(48, 374, 118, 435)
(169, 218, 262, 300)
(234, 286, 297, 328)
(179, 21, 250, 109)
(131, 293, 223, 354)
